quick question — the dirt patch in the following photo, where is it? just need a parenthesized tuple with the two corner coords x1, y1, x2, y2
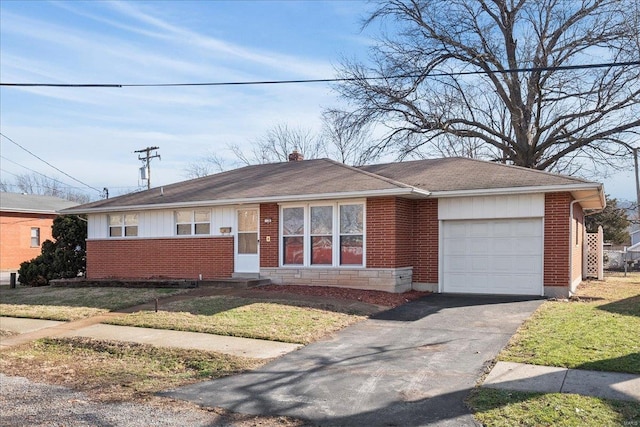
(258, 284, 430, 307)
(0, 329, 18, 338)
(121, 285, 431, 317)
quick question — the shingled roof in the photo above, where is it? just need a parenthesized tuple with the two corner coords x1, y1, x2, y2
(360, 157, 594, 192)
(0, 192, 79, 214)
(65, 159, 427, 212)
(63, 157, 603, 213)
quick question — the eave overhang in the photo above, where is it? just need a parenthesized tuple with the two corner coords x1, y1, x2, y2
(61, 187, 432, 215)
(430, 183, 605, 210)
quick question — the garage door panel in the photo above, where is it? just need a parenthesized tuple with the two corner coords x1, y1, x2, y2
(447, 222, 468, 237)
(444, 238, 467, 255)
(518, 237, 542, 255)
(471, 257, 490, 272)
(493, 221, 512, 236)
(515, 219, 541, 236)
(470, 222, 490, 237)
(469, 238, 488, 254)
(443, 218, 543, 295)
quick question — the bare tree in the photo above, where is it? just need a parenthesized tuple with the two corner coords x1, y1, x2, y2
(4, 172, 91, 203)
(230, 123, 324, 166)
(335, 0, 640, 173)
(184, 152, 228, 178)
(320, 109, 379, 166)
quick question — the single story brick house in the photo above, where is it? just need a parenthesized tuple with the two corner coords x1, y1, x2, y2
(62, 155, 604, 297)
(1, 192, 78, 283)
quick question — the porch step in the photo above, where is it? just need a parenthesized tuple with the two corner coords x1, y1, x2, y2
(232, 273, 260, 279)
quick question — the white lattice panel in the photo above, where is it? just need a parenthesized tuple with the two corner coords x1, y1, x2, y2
(584, 227, 603, 280)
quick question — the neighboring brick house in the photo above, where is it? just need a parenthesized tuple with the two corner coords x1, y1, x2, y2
(63, 156, 604, 297)
(0, 192, 78, 282)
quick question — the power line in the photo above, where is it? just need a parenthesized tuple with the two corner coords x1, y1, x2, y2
(1, 61, 638, 88)
(0, 155, 87, 191)
(0, 133, 102, 194)
(0, 168, 21, 179)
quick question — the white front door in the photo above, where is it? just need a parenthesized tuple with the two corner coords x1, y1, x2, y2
(235, 208, 259, 273)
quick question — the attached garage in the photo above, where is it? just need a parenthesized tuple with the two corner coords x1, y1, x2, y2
(441, 218, 543, 295)
(438, 193, 546, 296)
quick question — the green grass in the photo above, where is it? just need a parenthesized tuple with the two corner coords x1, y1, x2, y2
(468, 388, 640, 427)
(105, 295, 364, 344)
(0, 287, 187, 321)
(499, 274, 640, 374)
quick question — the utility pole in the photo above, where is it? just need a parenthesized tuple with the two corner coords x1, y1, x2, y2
(634, 147, 639, 223)
(134, 146, 160, 190)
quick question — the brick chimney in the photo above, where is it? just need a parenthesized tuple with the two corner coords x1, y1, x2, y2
(288, 149, 304, 162)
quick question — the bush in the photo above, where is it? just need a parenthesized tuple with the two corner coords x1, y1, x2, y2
(18, 215, 86, 286)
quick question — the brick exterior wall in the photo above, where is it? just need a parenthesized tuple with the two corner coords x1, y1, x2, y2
(544, 193, 571, 288)
(366, 197, 414, 268)
(259, 203, 279, 268)
(86, 237, 234, 280)
(0, 212, 56, 271)
(413, 199, 439, 284)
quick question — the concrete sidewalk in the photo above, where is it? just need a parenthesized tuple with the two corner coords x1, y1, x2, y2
(2, 316, 638, 405)
(0, 316, 301, 359)
(484, 361, 640, 402)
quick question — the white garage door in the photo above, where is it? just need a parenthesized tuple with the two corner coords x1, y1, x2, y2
(442, 218, 543, 295)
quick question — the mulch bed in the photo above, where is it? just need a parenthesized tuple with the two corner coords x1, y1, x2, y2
(259, 285, 430, 308)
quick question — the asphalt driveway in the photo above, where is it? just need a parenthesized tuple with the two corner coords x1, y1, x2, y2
(165, 295, 543, 426)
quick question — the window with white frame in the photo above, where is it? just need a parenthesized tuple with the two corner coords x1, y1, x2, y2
(311, 206, 333, 265)
(176, 209, 211, 235)
(281, 202, 364, 267)
(282, 207, 304, 265)
(339, 204, 364, 265)
(108, 213, 138, 237)
(30, 227, 40, 247)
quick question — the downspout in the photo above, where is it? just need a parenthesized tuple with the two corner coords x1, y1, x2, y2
(568, 196, 603, 295)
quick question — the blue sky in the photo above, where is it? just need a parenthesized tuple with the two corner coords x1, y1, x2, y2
(0, 0, 636, 202)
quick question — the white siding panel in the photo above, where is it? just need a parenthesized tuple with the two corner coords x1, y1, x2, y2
(142, 210, 173, 237)
(213, 207, 236, 235)
(87, 206, 241, 239)
(439, 194, 544, 220)
(87, 214, 108, 239)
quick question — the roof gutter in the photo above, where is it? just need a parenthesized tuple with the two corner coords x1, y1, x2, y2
(61, 187, 432, 215)
(0, 208, 61, 215)
(429, 183, 602, 198)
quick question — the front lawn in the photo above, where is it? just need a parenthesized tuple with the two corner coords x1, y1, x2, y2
(105, 295, 364, 344)
(472, 274, 640, 426)
(468, 388, 640, 427)
(0, 287, 188, 321)
(0, 337, 263, 402)
(498, 273, 640, 374)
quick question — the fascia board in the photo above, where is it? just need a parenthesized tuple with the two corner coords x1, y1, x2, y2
(0, 208, 58, 215)
(61, 187, 431, 214)
(429, 183, 603, 198)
